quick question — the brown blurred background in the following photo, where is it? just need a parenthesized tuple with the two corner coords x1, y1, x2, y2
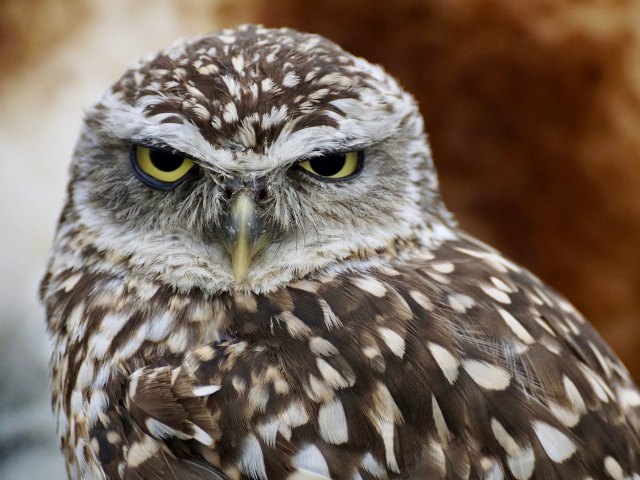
(1, 1, 639, 477)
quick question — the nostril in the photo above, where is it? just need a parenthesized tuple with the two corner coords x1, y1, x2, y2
(257, 187, 268, 201)
(224, 186, 234, 200)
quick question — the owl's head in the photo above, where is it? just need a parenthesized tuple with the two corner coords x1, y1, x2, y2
(62, 25, 454, 293)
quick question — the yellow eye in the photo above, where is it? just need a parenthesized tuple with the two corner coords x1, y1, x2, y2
(131, 145, 195, 190)
(298, 151, 363, 181)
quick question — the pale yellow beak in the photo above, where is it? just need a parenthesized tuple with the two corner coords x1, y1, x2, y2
(224, 192, 267, 281)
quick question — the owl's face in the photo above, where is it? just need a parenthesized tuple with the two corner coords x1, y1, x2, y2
(62, 25, 452, 293)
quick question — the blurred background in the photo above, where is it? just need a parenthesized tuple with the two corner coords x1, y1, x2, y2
(1, 0, 639, 478)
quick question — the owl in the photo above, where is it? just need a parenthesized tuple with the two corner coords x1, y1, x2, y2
(41, 25, 640, 480)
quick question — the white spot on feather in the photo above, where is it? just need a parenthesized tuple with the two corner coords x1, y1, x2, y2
(238, 434, 267, 480)
(192, 104, 210, 120)
(491, 276, 513, 292)
(192, 384, 221, 396)
(378, 419, 399, 472)
(197, 64, 219, 75)
(261, 78, 275, 92)
(61, 272, 82, 292)
(482, 285, 512, 304)
(232, 54, 245, 74)
(318, 399, 349, 444)
(76, 361, 94, 390)
(448, 293, 475, 313)
(146, 312, 173, 342)
(218, 34, 236, 44)
(223, 102, 238, 123)
(232, 376, 247, 394)
(464, 360, 511, 390)
(191, 425, 214, 446)
(166, 327, 189, 353)
(429, 343, 460, 384)
(456, 247, 521, 273)
(353, 277, 387, 297)
(533, 421, 577, 463)
(291, 445, 331, 478)
(279, 311, 312, 339)
(371, 382, 403, 423)
(409, 290, 433, 310)
(363, 344, 382, 359)
(432, 395, 451, 444)
(257, 418, 280, 447)
(283, 71, 301, 87)
(533, 286, 553, 306)
(127, 436, 160, 467)
(549, 376, 586, 427)
(99, 312, 129, 339)
(491, 418, 519, 454)
(547, 401, 581, 428)
(310, 337, 338, 356)
(67, 302, 86, 342)
(279, 400, 309, 428)
(306, 374, 334, 403)
(508, 446, 535, 480)
(604, 456, 624, 480)
(318, 299, 342, 329)
(87, 389, 108, 424)
(579, 364, 614, 402)
(589, 342, 612, 379)
(428, 440, 447, 477)
(87, 330, 112, 359)
(618, 386, 640, 409)
(483, 458, 504, 480)
(378, 327, 405, 358)
(317, 358, 353, 389)
(361, 453, 386, 479)
(432, 262, 455, 273)
(145, 418, 187, 441)
(497, 308, 534, 344)
(93, 363, 110, 389)
(248, 384, 270, 413)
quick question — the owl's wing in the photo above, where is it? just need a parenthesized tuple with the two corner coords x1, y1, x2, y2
(92, 234, 640, 479)
(383, 233, 640, 478)
(92, 345, 334, 479)
(86, 364, 226, 479)
(95, 348, 335, 480)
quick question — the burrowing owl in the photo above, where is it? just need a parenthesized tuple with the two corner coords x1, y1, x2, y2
(41, 25, 640, 479)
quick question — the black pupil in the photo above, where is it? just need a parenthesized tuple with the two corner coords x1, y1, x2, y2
(150, 149, 184, 172)
(309, 153, 346, 176)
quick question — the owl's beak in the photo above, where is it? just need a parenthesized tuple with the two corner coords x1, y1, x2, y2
(223, 191, 267, 282)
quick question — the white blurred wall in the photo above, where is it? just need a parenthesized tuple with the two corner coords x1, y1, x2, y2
(0, 2, 223, 477)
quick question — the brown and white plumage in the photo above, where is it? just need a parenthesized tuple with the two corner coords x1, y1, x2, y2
(41, 25, 640, 479)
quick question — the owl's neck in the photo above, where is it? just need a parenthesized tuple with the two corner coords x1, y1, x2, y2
(42, 224, 456, 380)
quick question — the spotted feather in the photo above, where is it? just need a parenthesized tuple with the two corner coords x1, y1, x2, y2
(41, 25, 639, 480)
